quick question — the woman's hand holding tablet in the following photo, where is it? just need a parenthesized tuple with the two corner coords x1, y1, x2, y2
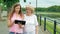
(14, 20, 26, 28)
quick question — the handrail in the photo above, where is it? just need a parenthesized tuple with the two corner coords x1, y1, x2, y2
(39, 15, 60, 34)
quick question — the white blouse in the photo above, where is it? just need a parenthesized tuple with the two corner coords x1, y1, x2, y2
(24, 14, 38, 32)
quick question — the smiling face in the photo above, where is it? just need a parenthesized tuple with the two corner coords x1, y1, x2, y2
(15, 5, 21, 14)
(9, 4, 23, 20)
(26, 7, 32, 14)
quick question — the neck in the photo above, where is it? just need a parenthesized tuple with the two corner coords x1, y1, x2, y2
(15, 12, 18, 14)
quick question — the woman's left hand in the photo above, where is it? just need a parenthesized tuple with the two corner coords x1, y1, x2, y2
(18, 24, 25, 28)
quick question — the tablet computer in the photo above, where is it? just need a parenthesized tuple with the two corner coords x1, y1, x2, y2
(14, 20, 26, 25)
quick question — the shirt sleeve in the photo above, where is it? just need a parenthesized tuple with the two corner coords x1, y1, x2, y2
(34, 15, 39, 26)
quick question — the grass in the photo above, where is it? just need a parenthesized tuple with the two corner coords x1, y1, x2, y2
(36, 12, 60, 14)
(36, 12, 60, 18)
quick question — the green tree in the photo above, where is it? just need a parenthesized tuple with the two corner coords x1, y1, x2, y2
(0, 0, 3, 20)
(4, 0, 19, 13)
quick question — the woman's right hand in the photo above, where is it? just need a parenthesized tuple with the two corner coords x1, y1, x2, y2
(8, 22, 14, 27)
(8, 20, 14, 27)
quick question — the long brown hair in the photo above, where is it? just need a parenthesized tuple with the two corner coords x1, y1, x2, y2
(8, 3, 23, 20)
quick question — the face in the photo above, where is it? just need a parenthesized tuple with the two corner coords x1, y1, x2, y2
(26, 7, 32, 14)
(15, 6, 20, 13)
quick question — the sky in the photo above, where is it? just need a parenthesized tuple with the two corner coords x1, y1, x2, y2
(19, 0, 60, 8)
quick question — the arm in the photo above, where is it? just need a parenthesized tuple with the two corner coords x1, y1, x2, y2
(34, 15, 39, 34)
(8, 19, 14, 27)
(7, 15, 14, 27)
(36, 25, 39, 34)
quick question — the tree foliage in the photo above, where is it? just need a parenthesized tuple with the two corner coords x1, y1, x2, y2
(35, 5, 60, 12)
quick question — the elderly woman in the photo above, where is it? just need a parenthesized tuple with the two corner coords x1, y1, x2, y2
(24, 5, 39, 34)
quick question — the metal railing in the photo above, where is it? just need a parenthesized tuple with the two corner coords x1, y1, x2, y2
(40, 15, 60, 34)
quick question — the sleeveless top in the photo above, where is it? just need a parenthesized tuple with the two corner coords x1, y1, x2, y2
(9, 13, 23, 33)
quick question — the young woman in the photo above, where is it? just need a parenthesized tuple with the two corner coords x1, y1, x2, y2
(24, 5, 39, 34)
(8, 3, 24, 34)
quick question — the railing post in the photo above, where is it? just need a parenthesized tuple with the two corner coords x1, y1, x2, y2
(44, 17, 46, 31)
(40, 16, 41, 26)
(54, 20, 56, 34)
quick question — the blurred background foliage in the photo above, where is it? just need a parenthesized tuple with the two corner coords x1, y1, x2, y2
(0, 0, 19, 12)
(0, 0, 60, 12)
